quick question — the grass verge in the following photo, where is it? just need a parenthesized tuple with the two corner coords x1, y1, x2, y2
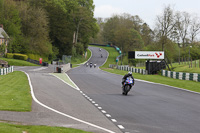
(51, 73, 77, 88)
(91, 45, 200, 92)
(0, 122, 91, 133)
(71, 49, 91, 68)
(102, 68, 200, 92)
(0, 58, 38, 66)
(170, 62, 200, 73)
(0, 71, 32, 111)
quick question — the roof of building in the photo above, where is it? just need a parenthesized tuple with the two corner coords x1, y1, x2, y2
(0, 28, 9, 39)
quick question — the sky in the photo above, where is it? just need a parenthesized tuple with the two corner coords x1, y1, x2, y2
(93, 0, 200, 29)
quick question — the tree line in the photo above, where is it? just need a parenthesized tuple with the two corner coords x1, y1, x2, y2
(92, 5, 200, 64)
(0, 0, 98, 60)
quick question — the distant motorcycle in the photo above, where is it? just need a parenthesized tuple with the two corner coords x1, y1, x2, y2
(86, 63, 89, 67)
(101, 54, 103, 58)
(94, 64, 96, 68)
(90, 62, 92, 68)
(122, 77, 134, 95)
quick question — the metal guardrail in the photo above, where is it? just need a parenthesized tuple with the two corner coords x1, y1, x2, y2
(27, 58, 48, 66)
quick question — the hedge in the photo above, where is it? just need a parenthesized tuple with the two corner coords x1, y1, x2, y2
(26, 53, 48, 62)
(13, 53, 28, 61)
(6, 53, 14, 59)
(6, 53, 28, 61)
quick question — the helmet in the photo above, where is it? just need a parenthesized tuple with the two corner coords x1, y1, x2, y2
(128, 71, 132, 76)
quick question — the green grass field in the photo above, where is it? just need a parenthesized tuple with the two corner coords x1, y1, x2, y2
(0, 58, 38, 66)
(0, 122, 91, 133)
(0, 71, 32, 111)
(171, 61, 200, 73)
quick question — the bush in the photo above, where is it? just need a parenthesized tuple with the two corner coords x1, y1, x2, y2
(13, 53, 28, 61)
(26, 53, 48, 62)
(6, 53, 14, 59)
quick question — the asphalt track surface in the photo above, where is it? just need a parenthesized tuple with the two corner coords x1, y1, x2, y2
(0, 66, 122, 133)
(67, 46, 200, 133)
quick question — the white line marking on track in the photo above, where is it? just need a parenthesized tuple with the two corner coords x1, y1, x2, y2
(111, 119, 117, 122)
(102, 110, 106, 113)
(98, 107, 102, 109)
(106, 114, 111, 117)
(118, 125, 124, 129)
(29, 67, 48, 71)
(24, 71, 116, 133)
(95, 104, 98, 106)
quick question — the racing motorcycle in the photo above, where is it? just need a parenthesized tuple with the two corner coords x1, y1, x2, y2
(90, 63, 93, 68)
(122, 77, 134, 95)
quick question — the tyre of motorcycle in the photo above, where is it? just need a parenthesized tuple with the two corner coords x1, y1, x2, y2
(123, 85, 131, 95)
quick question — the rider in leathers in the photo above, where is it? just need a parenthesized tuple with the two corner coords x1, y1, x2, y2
(122, 71, 134, 88)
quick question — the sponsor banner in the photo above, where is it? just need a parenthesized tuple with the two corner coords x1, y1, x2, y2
(135, 51, 164, 59)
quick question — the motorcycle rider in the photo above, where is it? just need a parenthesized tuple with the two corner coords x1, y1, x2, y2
(90, 62, 93, 68)
(122, 71, 134, 88)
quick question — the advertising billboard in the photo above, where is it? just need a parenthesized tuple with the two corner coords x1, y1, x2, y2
(135, 51, 164, 59)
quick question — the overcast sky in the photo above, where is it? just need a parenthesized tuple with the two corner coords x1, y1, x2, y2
(93, 0, 200, 29)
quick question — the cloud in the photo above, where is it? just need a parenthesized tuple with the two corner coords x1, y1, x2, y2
(94, 5, 125, 18)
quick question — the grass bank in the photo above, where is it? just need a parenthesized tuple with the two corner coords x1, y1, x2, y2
(71, 49, 91, 68)
(0, 58, 38, 66)
(102, 68, 200, 92)
(170, 62, 200, 73)
(0, 122, 91, 133)
(0, 71, 32, 111)
(91, 45, 200, 92)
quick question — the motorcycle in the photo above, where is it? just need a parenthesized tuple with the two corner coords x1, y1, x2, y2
(101, 54, 103, 58)
(86, 63, 88, 67)
(122, 77, 134, 95)
(90, 63, 92, 68)
(94, 64, 96, 68)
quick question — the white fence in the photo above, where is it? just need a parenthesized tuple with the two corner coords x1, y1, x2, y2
(161, 70, 200, 82)
(0, 66, 14, 75)
(109, 64, 148, 75)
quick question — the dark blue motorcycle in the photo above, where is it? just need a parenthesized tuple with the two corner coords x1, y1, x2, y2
(122, 77, 134, 95)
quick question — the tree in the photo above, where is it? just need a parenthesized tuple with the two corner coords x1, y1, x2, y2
(155, 5, 176, 51)
(0, 0, 23, 53)
(190, 15, 200, 43)
(175, 11, 191, 48)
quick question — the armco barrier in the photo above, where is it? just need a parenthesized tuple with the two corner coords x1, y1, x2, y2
(109, 64, 148, 75)
(0, 66, 14, 75)
(161, 70, 200, 82)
